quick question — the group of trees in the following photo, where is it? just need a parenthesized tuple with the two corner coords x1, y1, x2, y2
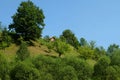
(1, 0, 120, 80)
(1, 50, 120, 80)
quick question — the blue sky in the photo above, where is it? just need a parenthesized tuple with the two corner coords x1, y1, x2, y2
(1, 0, 120, 49)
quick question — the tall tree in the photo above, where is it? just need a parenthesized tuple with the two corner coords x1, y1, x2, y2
(60, 29, 79, 49)
(9, 1, 45, 41)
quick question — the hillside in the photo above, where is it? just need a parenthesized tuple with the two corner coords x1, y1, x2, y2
(1, 0, 120, 80)
(0, 40, 79, 59)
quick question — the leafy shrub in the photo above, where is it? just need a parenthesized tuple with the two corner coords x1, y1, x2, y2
(0, 28, 12, 50)
(93, 56, 110, 80)
(78, 46, 94, 59)
(0, 53, 10, 80)
(10, 62, 40, 80)
(16, 41, 30, 61)
(64, 57, 93, 80)
(46, 42, 54, 52)
(111, 49, 120, 66)
(33, 55, 66, 80)
(105, 66, 118, 80)
(54, 39, 70, 57)
(58, 66, 78, 80)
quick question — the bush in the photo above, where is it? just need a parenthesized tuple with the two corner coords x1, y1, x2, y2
(111, 49, 120, 66)
(0, 28, 12, 50)
(32, 55, 67, 80)
(0, 53, 10, 80)
(78, 46, 94, 59)
(105, 66, 118, 80)
(64, 57, 93, 80)
(16, 41, 30, 61)
(54, 39, 70, 57)
(58, 66, 78, 80)
(46, 42, 54, 53)
(39, 72, 53, 80)
(10, 62, 40, 80)
(93, 56, 110, 80)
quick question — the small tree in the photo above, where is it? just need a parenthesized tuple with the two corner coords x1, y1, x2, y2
(60, 29, 79, 49)
(107, 44, 119, 55)
(54, 39, 70, 57)
(16, 42, 30, 61)
(89, 40, 96, 49)
(0, 28, 12, 50)
(79, 37, 88, 46)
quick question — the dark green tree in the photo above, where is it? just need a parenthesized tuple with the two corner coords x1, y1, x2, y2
(58, 66, 78, 80)
(16, 42, 30, 61)
(93, 56, 110, 80)
(79, 37, 88, 46)
(60, 29, 79, 49)
(65, 58, 93, 80)
(9, 0, 45, 41)
(107, 44, 119, 55)
(43, 35, 50, 42)
(0, 28, 12, 50)
(111, 49, 120, 66)
(10, 62, 40, 80)
(89, 40, 96, 49)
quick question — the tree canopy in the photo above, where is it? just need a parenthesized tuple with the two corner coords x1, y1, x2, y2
(60, 29, 79, 49)
(9, 1, 45, 41)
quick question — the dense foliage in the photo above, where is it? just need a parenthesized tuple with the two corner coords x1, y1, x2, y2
(1, 0, 120, 80)
(0, 51, 120, 80)
(9, 1, 45, 41)
(16, 41, 30, 61)
(60, 29, 79, 49)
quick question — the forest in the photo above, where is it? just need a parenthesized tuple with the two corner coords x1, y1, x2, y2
(0, 0, 120, 80)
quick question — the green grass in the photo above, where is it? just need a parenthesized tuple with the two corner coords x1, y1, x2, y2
(0, 41, 96, 68)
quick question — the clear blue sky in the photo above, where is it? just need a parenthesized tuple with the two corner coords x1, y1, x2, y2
(1, 0, 120, 49)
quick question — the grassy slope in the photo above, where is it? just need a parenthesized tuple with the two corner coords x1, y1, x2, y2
(0, 41, 60, 59)
(0, 41, 96, 67)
